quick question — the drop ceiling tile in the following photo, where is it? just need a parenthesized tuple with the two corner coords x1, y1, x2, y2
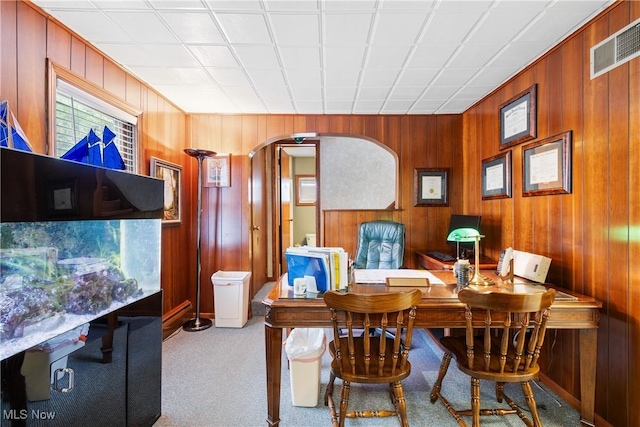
(323, 1, 376, 12)
(454, 85, 494, 99)
(471, 66, 515, 87)
(286, 69, 322, 87)
(294, 101, 324, 112)
(326, 87, 357, 101)
(106, 11, 177, 43)
(215, 13, 272, 44)
(33, 1, 96, 9)
(437, 98, 476, 113)
(354, 99, 385, 111)
(323, 13, 373, 45)
(264, 1, 318, 12)
(379, 0, 436, 11)
(159, 12, 226, 43)
(410, 98, 446, 112)
(92, 0, 151, 9)
(431, 68, 476, 86)
(357, 86, 391, 100)
(371, 12, 428, 45)
(142, 44, 201, 67)
(388, 86, 422, 100)
(95, 43, 154, 65)
(408, 43, 459, 69)
(447, 43, 505, 69)
(148, 0, 206, 10)
(266, 99, 295, 113)
(203, 1, 264, 11)
(278, 47, 321, 69)
(269, 14, 320, 45)
(325, 100, 353, 113)
(489, 41, 553, 68)
(360, 69, 401, 87)
(422, 86, 460, 99)
(248, 69, 286, 87)
(208, 68, 251, 86)
(366, 45, 412, 69)
(290, 86, 323, 101)
(189, 45, 239, 67)
(383, 99, 416, 111)
(396, 68, 438, 86)
(421, 10, 481, 45)
(470, 2, 546, 43)
(129, 66, 212, 86)
(325, 68, 360, 87)
(44, 10, 131, 43)
(324, 46, 366, 69)
(233, 46, 281, 68)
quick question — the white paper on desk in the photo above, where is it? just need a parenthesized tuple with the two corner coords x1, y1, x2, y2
(304, 275, 319, 293)
(353, 269, 445, 285)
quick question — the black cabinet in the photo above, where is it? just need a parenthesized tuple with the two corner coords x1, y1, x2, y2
(1, 291, 162, 427)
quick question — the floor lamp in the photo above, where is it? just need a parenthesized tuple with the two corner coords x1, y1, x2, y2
(183, 148, 216, 332)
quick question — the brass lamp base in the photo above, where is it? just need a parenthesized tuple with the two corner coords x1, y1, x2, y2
(469, 271, 494, 286)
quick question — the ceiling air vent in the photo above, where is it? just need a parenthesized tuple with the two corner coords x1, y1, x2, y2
(591, 18, 640, 79)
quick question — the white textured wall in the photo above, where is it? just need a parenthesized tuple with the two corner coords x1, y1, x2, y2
(320, 137, 397, 209)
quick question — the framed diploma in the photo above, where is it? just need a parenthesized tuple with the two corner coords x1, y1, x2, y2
(499, 84, 537, 150)
(414, 168, 449, 206)
(482, 151, 512, 200)
(522, 131, 572, 197)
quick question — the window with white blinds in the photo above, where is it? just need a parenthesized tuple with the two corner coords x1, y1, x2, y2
(48, 61, 141, 174)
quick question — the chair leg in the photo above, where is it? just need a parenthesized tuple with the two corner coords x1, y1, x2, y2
(391, 381, 409, 427)
(325, 372, 336, 406)
(495, 381, 505, 402)
(339, 381, 351, 427)
(521, 381, 542, 427)
(430, 352, 452, 403)
(470, 377, 481, 427)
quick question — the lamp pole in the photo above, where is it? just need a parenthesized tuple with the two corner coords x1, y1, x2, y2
(183, 148, 216, 332)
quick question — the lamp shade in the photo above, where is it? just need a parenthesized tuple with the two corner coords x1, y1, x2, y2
(447, 228, 480, 242)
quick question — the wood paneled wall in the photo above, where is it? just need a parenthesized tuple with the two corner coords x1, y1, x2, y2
(462, 2, 640, 425)
(4, 1, 640, 425)
(1, 1, 193, 317)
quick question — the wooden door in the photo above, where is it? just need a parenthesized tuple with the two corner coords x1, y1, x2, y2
(250, 148, 267, 294)
(279, 147, 292, 275)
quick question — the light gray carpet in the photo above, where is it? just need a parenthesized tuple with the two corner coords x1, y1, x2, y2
(154, 297, 581, 426)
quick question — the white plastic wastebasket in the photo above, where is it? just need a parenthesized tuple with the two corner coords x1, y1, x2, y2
(211, 271, 251, 328)
(284, 328, 326, 407)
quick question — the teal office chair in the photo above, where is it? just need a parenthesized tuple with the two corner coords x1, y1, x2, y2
(354, 220, 405, 270)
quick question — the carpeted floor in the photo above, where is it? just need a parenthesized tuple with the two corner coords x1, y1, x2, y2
(154, 284, 581, 427)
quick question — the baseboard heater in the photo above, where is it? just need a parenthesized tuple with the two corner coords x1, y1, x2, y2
(162, 300, 192, 339)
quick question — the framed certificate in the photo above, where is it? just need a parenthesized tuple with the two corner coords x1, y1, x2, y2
(482, 151, 512, 200)
(522, 131, 572, 196)
(414, 168, 449, 207)
(499, 84, 537, 150)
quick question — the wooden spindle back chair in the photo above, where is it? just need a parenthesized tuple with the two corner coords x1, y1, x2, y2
(430, 287, 556, 427)
(323, 289, 422, 427)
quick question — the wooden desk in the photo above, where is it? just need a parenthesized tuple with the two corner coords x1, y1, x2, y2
(262, 271, 601, 427)
(415, 250, 498, 270)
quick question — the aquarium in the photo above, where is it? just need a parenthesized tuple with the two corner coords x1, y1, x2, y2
(0, 218, 161, 360)
(1, 147, 163, 362)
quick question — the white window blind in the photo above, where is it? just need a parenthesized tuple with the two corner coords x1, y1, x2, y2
(54, 79, 138, 173)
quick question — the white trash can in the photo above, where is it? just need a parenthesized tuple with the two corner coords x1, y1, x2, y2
(284, 328, 326, 407)
(211, 271, 251, 328)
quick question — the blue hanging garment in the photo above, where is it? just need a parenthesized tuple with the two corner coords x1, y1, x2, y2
(101, 126, 125, 170)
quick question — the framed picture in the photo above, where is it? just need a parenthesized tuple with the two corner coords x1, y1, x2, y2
(205, 153, 231, 187)
(499, 84, 537, 150)
(414, 168, 449, 207)
(295, 175, 316, 205)
(150, 157, 182, 225)
(482, 151, 512, 200)
(522, 131, 572, 197)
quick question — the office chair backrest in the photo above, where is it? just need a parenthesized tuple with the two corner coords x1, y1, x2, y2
(457, 287, 556, 374)
(354, 220, 405, 269)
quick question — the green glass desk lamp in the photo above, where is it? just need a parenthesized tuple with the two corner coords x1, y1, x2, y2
(447, 227, 494, 286)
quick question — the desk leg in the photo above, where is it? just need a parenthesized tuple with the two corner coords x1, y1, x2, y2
(265, 324, 283, 427)
(579, 328, 597, 427)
